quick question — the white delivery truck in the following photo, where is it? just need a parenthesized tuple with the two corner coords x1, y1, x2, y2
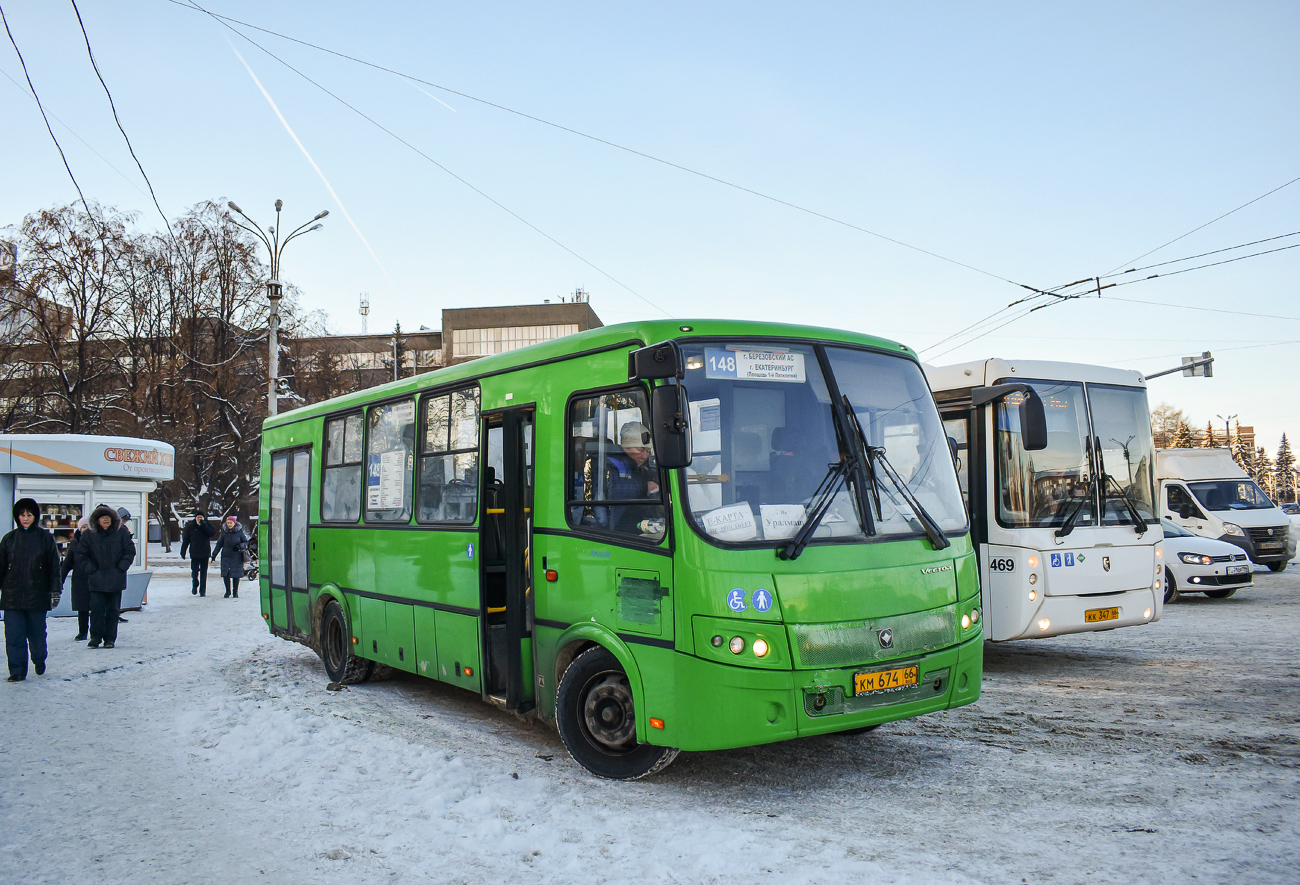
(1156, 448, 1296, 572)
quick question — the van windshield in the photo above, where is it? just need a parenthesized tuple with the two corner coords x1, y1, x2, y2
(1188, 479, 1275, 511)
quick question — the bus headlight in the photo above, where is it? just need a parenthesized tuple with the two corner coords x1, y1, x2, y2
(752, 638, 769, 658)
(1223, 522, 1245, 537)
(729, 636, 746, 655)
(961, 613, 970, 630)
(1037, 618, 1051, 631)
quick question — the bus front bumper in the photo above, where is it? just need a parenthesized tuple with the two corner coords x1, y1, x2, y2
(638, 633, 982, 752)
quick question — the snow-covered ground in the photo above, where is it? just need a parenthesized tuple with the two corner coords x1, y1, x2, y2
(2, 545, 1297, 884)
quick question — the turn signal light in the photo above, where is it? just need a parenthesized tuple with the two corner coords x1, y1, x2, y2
(649, 718, 665, 730)
(545, 569, 558, 582)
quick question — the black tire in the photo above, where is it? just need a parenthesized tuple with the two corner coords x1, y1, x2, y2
(1203, 587, 1238, 599)
(1163, 568, 1180, 604)
(320, 600, 373, 684)
(556, 647, 679, 780)
(1268, 560, 1289, 573)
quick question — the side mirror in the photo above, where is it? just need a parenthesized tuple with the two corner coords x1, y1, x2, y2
(947, 436, 960, 468)
(971, 383, 1048, 451)
(1179, 503, 1192, 520)
(650, 384, 692, 469)
(1019, 388, 1047, 451)
(629, 340, 683, 381)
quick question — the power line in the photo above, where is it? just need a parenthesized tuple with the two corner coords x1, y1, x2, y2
(1103, 295, 1300, 323)
(1, 3, 89, 210)
(69, 0, 176, 243)
(1102, 230, 1300, 280)
(1105, 242, 1300, 289)
(1102, 174, 1300, 275)
(0, 67, 150, 196)
(165, 0, 1033, 292)
(181, 0, 670, 317)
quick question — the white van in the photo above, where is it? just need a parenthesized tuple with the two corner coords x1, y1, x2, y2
(1155, 448, 1296, 572)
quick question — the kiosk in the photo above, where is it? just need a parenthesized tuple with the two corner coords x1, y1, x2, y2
(0, 434, 175, 616)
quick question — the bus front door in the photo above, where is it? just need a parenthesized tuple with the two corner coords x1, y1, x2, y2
(481, 409, 535, 714)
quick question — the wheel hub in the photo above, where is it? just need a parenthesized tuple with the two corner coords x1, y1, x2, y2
(582, 673, 636, 751)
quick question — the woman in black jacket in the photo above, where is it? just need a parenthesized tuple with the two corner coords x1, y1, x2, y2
(1, 497, 62, 681)
(79, 504, 136, 649)
(212, 515, 250, 598)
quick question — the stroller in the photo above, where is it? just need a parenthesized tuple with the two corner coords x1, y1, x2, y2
(243, 536, 260, 582)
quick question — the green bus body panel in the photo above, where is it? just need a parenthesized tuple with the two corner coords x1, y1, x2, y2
(257, 318, 981, 758)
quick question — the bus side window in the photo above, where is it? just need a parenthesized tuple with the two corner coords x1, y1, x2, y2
(567, 389, 665, 540)
(418, 388, 480, 524)
(365, 399, 416, 523)
(322, 412, 363, 522)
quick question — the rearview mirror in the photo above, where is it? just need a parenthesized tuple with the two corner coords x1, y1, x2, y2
(971, 383, 1048, 451)
(629, 340, 683, 381)
(650, 384, 692, 468)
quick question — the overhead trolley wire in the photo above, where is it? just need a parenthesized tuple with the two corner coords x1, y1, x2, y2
(1, 2, 89, 210)
(69, 0, 177, 244)
(166, 0, 1038, 293)
(179, 0, 670, 317)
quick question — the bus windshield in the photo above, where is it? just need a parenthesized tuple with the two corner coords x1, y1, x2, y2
(996, 380, 1156, 529)
(679, 341, 966, 546)
(1188, 479, 1275, 511)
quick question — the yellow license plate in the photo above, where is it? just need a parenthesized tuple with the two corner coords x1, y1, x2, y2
(1085, 607, 1119, 623)
(854, 665, 918, 696)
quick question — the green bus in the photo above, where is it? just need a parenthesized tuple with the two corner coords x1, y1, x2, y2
(259, 319, 982, 778)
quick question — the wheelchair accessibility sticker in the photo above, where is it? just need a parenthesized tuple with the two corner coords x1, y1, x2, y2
(1050, 553, 1076, 568)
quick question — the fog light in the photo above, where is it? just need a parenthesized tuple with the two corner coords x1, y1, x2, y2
(753, 638, 769, 657)
(1143, 608, 1152, 620)
(729, 636, 745, 655)
(1029, 589, 1037, 601)
(711, 635, 723, 648)
(1037, 618, 1051, 631)
(1191, 576, 1201, 584)
(961, 614, 971, 630)
(1029, 573, 1038, 585)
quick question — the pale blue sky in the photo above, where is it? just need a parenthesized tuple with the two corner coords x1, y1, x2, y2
(2, 1, 1297, 451)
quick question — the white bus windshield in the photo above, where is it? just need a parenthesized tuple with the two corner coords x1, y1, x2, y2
(996, 381, 1155, 529)
(679, 341, 966, 546)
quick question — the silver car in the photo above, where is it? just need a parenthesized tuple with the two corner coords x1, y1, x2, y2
(1161, 517, 1253, 602)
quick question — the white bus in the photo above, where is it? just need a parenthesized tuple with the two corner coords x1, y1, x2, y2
(926, 359, 1162, 641)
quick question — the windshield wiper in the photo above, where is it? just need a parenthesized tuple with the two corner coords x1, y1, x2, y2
(1103, 473, 1149, 536)
(778, 457, 854, 561)
(843, 396, 950, 551)
(1053, 475, 1094, 540)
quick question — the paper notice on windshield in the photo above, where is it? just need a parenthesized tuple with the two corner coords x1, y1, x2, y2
(760, 504, 806, 539)
(690, 398, 721, 452)
(686, 453, 723, 510)
(701, 502, 757, 541)
(705, 348, 805, 383)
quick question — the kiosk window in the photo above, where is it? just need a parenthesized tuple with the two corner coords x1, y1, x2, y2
(323, 412, 363, 522)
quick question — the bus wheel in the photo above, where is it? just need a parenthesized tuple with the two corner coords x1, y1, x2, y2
(321, 600, 373, 685)
(1163, 568, 1180, 604)
(1203, 587, 1238, 599)
(556, 647, 679, 780)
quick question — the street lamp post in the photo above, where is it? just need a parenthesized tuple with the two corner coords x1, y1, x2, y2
(226, 199, 328, 416)
(1216, 413, 1238, 449)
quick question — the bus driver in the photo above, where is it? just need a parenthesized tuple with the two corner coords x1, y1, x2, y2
(603, 421, 661, 534)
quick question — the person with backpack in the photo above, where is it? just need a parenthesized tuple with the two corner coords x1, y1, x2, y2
(1, 498, 62, 681)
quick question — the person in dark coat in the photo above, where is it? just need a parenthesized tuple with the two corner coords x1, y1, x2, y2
(115, 508, 135, 623)
(79, 504, 135, 649)
(1, 497, 62, 681)
(213, 515, 250, 598)
(60, 516, 92, 641)
(179, 513, 216, 597)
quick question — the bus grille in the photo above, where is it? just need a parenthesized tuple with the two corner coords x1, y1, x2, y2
(790, 605, 958, 669)
(1247, 525, 1289, 554)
